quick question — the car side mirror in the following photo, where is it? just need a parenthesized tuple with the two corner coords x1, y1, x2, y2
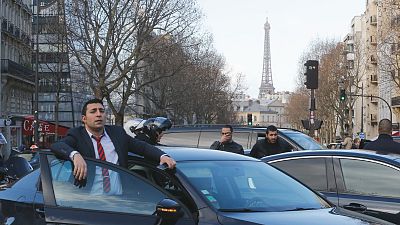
(155, 198, 183, 225)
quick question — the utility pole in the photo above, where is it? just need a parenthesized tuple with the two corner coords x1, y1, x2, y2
(361, 83, 364, 133)
(0, 0, 3, 117)
(34, 1, 40, 145)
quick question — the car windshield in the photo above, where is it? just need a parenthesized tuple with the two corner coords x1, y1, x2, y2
(283, 131, 326, 150)
(178, 160, 330, 212)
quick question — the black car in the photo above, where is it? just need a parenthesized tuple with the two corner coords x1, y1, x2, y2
(160, 125, 325, 151)
(263, 149, 400, 224)
(0, 147, 392, 225)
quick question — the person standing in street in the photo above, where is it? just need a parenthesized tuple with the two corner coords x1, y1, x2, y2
(210, 125, 244, 155)
(342, 133, 353, 149)
(363, 118, 400, 154)
(250, 125, 292, 158)
(50, 99, 176, 182)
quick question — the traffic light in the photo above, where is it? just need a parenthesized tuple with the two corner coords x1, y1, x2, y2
(304, 60, 319, 89)
(339, 89, 346, 101)
(247, 113, 253, 126)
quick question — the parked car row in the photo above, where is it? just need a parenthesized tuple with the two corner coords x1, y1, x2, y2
(0, 147, 392, 225)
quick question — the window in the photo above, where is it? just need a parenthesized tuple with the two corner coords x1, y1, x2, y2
(340, 159, 400, 198)
(48, 155, 169, 215)
(160, 131, 200, 147)
(198, 131, 219, 148)
(271, 158, 328, 191)
(178, 161, 329, 211)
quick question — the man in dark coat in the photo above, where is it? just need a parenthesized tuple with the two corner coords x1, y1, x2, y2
(210, 125, 244, 154)
(50, 99, 176, 181)
(364, 118, 400, 154)
(250, 125, 292, 158)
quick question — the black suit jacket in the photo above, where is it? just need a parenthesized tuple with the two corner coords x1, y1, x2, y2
(363, 134, 400, 154)
(50, 125, 166, 168)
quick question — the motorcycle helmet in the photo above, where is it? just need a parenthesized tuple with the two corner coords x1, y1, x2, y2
(124, 118, 146, 138)
(142, 117, 172, 142)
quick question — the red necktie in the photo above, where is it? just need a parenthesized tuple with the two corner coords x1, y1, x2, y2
(92, 135, 111, 193)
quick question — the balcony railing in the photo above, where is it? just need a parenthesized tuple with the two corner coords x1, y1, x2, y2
(0, 59, 34, 83)
(392, 96, 400, 108)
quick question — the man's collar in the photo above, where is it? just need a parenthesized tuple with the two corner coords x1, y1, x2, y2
(85, 127, 108, 139)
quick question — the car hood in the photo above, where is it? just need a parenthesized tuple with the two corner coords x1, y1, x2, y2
(218, 207, 391, 225)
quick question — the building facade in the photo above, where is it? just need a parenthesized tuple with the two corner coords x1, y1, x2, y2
(0, 0, 34, 155)
(349, 0, 400, 139)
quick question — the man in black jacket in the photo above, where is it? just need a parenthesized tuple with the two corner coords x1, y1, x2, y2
(250, 125, 292, 158)
(50, 99, 176, 181)
(210, 125, 244, 154)
(364, 119, 400, 154)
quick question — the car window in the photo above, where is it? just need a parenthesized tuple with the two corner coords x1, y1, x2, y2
(47, 155, 169, 215)
(282, 131, 325, 150)
(198, 131, 220, 148)
(178, 161, 330, 211)
(128, 162, 196, 215)
(161, 131, 200, 147)
(198, 131, 250, 149)
(232, 132, 251, 149)
(339, 158, 400, 198)
(271, 158, 328, 191)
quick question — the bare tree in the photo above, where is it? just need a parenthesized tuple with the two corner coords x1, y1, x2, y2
(65, 0, 202, 125)
(377, 0, 400, 90)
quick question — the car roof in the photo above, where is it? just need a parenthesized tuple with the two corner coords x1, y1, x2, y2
(131, 146, 260, 162)
(263, 149, 400, 165)
(167, 124, 298, 133)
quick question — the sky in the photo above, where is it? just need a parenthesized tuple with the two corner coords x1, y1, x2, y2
(197, 0, 366, 98)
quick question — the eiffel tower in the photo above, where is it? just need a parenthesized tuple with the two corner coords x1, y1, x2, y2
(258, 17, 275, 99)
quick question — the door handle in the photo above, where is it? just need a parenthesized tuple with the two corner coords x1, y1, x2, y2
(343, 203, 367, 212)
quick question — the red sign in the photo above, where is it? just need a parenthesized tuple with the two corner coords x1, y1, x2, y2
(23, 116, 69, 136)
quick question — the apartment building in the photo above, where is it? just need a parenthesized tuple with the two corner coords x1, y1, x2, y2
(0, 0, 33, 152)
(347, 0, 400, 139)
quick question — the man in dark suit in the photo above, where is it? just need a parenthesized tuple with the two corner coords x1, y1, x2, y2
(50, 98, 176, 181)
(364, 118, 400, 154)
(210, 125, 244, 154)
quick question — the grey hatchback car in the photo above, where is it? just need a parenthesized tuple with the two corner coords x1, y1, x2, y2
(160, 125, 325, 151)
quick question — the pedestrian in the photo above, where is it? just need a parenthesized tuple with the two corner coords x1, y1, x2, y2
(342, 132, 353, 149)
(363, 118, 400, 154)
(50, 99, 176, 182)
(210, 125, 244, 154)
(135, 117, 172, 145)
(352, 137, 361, 149)
(250, 125, 292, 158)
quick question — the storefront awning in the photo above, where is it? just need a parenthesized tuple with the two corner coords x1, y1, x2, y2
(22, 116, 69, 136)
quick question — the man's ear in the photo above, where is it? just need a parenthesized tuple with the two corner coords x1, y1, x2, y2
(81, 115, 86, 124)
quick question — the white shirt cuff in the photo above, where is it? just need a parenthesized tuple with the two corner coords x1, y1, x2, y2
(160, 154, 168, 161)
(69, 151, 79, 160)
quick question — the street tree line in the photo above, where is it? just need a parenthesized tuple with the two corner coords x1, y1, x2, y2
(286, 1, 400, 143)
(59, 0, 241, 125)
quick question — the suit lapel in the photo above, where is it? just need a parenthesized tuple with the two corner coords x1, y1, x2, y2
(80, 127, 96, 158)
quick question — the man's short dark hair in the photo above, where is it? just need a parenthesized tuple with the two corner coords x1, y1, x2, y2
(222, 125, 233, 132)
(266, 125, 278, 134)
(82, 98, 104, 115)
(378, 118, 392, 135)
